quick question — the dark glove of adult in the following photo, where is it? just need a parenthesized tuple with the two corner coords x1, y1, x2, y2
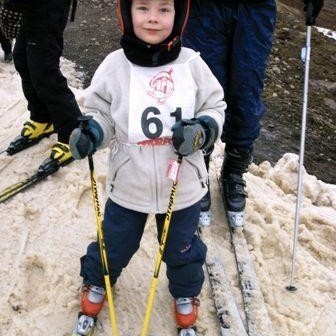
(69, 118, 104, 159)
(303, 0, 324, 25)
(171, 116, 218, 156)
(0, 2, 23, 39)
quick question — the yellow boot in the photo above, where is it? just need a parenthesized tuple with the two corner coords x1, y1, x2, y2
(49, 141, 73, 165)
(21, 120, 54, 140)
(6, 120, 54, 155)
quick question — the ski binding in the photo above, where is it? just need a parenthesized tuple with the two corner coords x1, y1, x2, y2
(178, 326, 197, 336)
(73, 313, 95, 336)
(198, 210, 212, 227)
(227, 210, 244, 229)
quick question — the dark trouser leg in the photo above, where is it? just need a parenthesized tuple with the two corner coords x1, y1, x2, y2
(156, 201, 206, 298)
(80, 199, 147, 288)
(220, 1, 276, 219)
(185, 0, 276, 148)
(20, 0, 81, 142)
(183, 0, 231, 213)
(221, 0, 276, 149)
(13, 33, 51, 123)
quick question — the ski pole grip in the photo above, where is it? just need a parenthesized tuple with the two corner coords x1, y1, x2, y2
(78, 115, 93, 134)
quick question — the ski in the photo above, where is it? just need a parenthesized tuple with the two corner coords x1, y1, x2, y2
(225, 226, 276, 336)
(197, 225, 248, 336)
(0, 157, 73, 204)
(213, 154, 276, 336)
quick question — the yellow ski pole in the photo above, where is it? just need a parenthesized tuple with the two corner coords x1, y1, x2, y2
(141, 155, 183, 336)
(80, 116, 119, 336)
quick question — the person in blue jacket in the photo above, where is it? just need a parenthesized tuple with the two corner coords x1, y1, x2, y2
(183, 0, 324, 228)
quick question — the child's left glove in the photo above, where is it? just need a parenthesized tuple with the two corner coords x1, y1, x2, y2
(171, 116, 218, 156)
(0, 2, 23, 39)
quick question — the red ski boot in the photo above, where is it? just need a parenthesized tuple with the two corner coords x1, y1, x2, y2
(72, 286, 106, 336)
(174, 297, 200, 335)
(81, 285, 106, 317)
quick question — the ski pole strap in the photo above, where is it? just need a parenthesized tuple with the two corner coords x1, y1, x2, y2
(78, 115, 93, 136)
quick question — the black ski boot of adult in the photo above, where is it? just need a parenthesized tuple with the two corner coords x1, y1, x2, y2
(220, 146, 252, 229)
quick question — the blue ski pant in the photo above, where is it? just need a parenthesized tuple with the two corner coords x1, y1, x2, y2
(80, 198, 207, 298)
(183, 0, 277, 150)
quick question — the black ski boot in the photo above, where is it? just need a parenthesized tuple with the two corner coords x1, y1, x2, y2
(220, 146, 253, 229)
(199, 146, 213, 227)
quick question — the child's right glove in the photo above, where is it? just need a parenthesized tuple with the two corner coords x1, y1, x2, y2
(69, 118, 103, 159)
(171, 116, 218, 157)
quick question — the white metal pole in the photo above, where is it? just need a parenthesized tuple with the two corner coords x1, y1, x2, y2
(287, 25, 312, 292)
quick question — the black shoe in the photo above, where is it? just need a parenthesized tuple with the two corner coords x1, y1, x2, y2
(220, 146, 252, 228)
(4, 51, 13, 63)
(222, 173, 247, 213)
(221, 173, 247, 228)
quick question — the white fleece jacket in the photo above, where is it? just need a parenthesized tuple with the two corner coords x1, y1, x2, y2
(84, 47, 225, 213)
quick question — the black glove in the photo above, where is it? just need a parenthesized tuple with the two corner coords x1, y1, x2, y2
(69, 118, 104, 159)
(171, 116, 218, 156)
(303, 0, 324, 26)
(0, 2, 23, 39)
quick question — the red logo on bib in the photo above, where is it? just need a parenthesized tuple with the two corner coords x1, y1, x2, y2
(147, 68, 174, 104)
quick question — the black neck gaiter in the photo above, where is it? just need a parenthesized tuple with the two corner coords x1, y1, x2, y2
(120, 34, 181, 67)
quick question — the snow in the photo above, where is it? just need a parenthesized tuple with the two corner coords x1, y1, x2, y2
(316, 27, 336, 41)
(0, 51, 335, 336)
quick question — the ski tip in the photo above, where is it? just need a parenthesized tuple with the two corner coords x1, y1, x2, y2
(0, 148, 9, 155)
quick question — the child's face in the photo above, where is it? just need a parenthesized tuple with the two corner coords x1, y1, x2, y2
(131, 0, 175, 45)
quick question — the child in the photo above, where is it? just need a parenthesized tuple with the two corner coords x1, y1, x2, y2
(69, 0, 225, 334)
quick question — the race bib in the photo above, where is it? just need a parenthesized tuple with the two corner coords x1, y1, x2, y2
(128, 63, 195, 145)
